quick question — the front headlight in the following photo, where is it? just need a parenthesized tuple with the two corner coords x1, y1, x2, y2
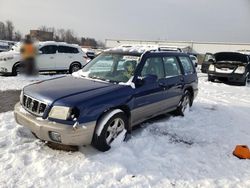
(49, 106, 80, 120)
(49, 106, 72, 120)
(234, 66, 245, 74)
(209, 64, 215, 72)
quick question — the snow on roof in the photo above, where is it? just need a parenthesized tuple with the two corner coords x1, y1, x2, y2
(38, 41, 80, 48)
(106, 44, 184, 54)
(106, 44, 159, 54)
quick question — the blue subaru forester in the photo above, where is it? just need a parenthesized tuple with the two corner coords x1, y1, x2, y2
(14, 46, 198, 151)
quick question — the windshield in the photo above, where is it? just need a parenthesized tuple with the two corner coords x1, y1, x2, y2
(80, 53, 140, 83)
(204, 53, 215, 62)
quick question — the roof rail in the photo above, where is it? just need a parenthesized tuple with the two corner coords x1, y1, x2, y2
(107, 44, 186, 54)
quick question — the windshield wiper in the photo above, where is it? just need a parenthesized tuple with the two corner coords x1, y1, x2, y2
(88, 75, 119, 83)
(88, 75, 108, 82)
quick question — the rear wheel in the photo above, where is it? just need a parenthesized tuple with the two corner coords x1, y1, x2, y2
(69, 63, 81, 74)
(174, 91, 192, 116)
(93, 111, 127, 152)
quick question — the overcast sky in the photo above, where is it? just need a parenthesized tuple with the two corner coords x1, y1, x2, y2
(0, 0, 250, 43)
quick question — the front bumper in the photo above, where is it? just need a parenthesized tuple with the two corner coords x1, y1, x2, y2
(14, 102, 96, 146)
(193, 89, 198, 99)
(208, 72, 245, 83)
(0, 67, 12, 75)
(0, 60, 13, 74)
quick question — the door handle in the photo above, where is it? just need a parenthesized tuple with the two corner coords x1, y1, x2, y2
(159, 82, 169, 90)
(50, 57, 54, 59)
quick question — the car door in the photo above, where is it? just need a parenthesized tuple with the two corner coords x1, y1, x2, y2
(161, 56, 184, 108)
(37, 45, 57, 71)
(131, 56, 167, 125)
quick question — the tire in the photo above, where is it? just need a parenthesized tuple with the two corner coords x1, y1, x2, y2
(174, 90, 192, 116)
(93, 111, 128, 152)
(12, 63, 22, 76)
(208, 75, 215, 82)
(240, 77, 248, 86)
(69, 63, 81, 74)
(244, 73, 250, 86)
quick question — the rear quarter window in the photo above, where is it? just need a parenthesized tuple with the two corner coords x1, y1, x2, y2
(58, 46, 79, 54)
(179, 56, 195, 74)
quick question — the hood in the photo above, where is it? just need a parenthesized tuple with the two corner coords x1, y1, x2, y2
(23, 76, 117, 104)
(0, 50, 20, 58)
(214, 52, 248, 63)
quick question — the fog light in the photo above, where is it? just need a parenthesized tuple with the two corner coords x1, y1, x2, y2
(49, 131, 61, 142)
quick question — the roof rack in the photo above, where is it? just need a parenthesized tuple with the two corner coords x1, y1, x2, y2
(108, 44, 184, 54)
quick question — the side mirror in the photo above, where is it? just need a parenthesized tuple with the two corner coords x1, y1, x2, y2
(38, 50, 42, 54)
(135, 74, 157, 87)
(143, 74, 158, 84)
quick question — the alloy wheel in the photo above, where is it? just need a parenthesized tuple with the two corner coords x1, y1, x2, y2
(181, 95, 190, 114)
(105, 118, 125, 145)
(71, 64, 81, 73)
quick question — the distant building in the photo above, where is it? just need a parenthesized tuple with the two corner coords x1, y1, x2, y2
(30, 30, 53, 41)
(105, 39, 250, 54)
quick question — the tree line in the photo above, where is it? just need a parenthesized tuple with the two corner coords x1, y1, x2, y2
(0, 20, 22, 41)
(0, 20, 104, 47)
(38, 26, 103, 47)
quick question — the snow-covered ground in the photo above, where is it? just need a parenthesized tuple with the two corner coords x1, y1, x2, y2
(0, 74, 65, 91)
(0, 73, 250, 187)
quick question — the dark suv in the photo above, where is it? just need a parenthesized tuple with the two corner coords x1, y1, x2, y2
(14, 46, 198, 151)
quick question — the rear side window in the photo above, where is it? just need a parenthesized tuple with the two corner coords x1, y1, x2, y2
(58, 46, 79, 54)
(163, 56, 182, 77)
(179, 56, 195, 74)
(40, 45, 57, 54)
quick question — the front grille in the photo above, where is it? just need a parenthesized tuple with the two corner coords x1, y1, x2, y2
(22, 95, 47, 116)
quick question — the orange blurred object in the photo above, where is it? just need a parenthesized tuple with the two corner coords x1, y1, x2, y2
(21, 43, 36, 59)
(233, 145, 250, 159)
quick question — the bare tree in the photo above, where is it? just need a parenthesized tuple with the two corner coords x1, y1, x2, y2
(0, 22, 6, 40)
(14, 31, 22, 41)
(39, 25, 54, 33)
(0, 20, 102, 47)
(5, 20, 14, 40)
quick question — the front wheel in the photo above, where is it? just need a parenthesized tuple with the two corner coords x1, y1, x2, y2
(93, 111, 127, 152)
(174, 91, 192, 116)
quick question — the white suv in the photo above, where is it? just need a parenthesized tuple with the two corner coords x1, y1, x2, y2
(0, 41, 87, 76)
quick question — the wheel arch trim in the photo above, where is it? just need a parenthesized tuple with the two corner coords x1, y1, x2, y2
(95, 109, 123, 136)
